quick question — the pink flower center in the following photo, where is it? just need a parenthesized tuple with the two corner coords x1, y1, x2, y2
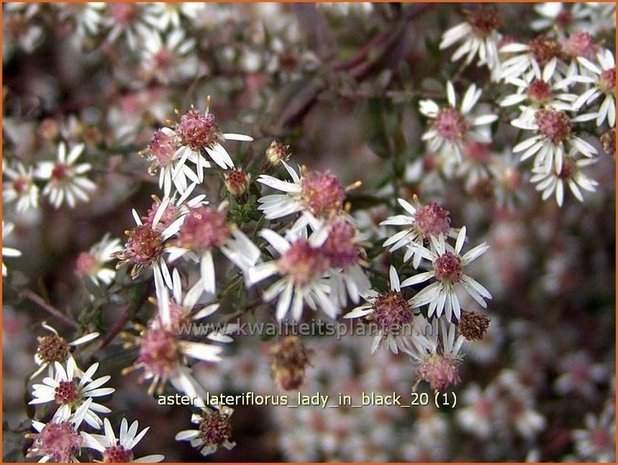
(557, 158, 576, 179)
(433, 108, 468, 142)
(75, 252, 98, 277)
(124, 225, 163, 265)
(224, 169, 249, 197)
(54, 380, 80, 405)
(556, 10, 572, 28)
(176, 109, 218, 150)
(32, 422, 82, 462)
(369, 291, 413, 335)
(600, 68, 615, 93)
(528, 35, 562, 66)
(147, 130, 178, 168)
(419, 354, 461, 391)
(561, 31, 598, 60)
(465, 7, 500, 37)
(103, 445, 135, 463)
(434, 252, 463, 282)
(109, 3, 137, 25)
(143, 200, 179, 233)
(12, 177, 28, 193)
(51, 164, 68, 182)
(320, 220, 359, 268)
(138, 328, 179, 378)
(278, 240, 330, 287)
(415, 202, 451, 238)
(300, 172, 346, 217)
(535, 109, 572, 144)
(199, 411, 232, 447)
(154, 49, 173, 69)
(527, 79, 553, 105)
(464, 141, 491, 163)
(178, 207, 230, 250)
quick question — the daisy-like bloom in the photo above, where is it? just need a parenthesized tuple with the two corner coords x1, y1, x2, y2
(257, 161, 359, 229)
(554, 351, 608, 399)
(115, 200, 183, 294)
(439, 6, 502, 80)
(26, 397, 93, 463)
(500, 35, 564, 82)
(456, 383, 496, 439)
(29, 358, 115, 429)
(529, 154, 598, 207)
(571, 49, 616, 127)
(572, 403, 616, 462)
(32, 322, 100, 379)
(171, 104, 253, 174)
(53, 3, 106, 41)
(2, 221, 22, 276)
(139, 29, 197, 84)
(500, 59, 576, 112)
(122, 286, 225, 396)
(344, 266, 415, 354)
(247, 229, 338, 321)
(143, 2, 206, 31)
(35, 142, 96, 209)
(406, 316, 465, 392)
(402, 226, 491, 321)
(380, 197, 453, 268)
(103, 3, 155, 51)
(81, 418, 165, 462)
(175, 405, 235, 457)
(141, 128, 203, 196)
(318, 217, 371, 307)
(511, 108, 597, 174)
(75, 234, 123, 286)
(3, 161, 39, 212)
(143, 183, 208, 234)
(531, 3, 593, 33)
(419, 81, 498, 163)
(167, 203, 260, 295)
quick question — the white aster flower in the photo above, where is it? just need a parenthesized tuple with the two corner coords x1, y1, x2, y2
(512, 108, 597, 174)
(573, 403, 616, 462)
(103, 3, 155, 51)
(402, 226, 491, 321)
(32, 322, 100, 379)
(140, 28, 198, 84)
(171, 105, 253, 174)
(247, 228, 338, 321)
(124, 285, 227, 397)
(572, 49, 616, 127)
(257, 161, 356, 232)
(456, 383, 496, 439)
(36, 142, 96, 209)
(75, 234, 123, 286)
(3, 161, 39, 212)
(2, 221, 22, 276)
(29, 358, 114, 429)
(143, 2, 206, 31)
(166, 202, 260, 295)
(344, 266, 415, 354)
(419, 81, 498, 163)
(529, 155, 598, 206)
(405, 316, 465, 392)
(500, 36, 564, 82)
(440, 7, 502, 80)
(500, 59, 576, 111)
(531, 3, 593, 33)
(380, 198, 454, 268)
(26, 397, 93, 463)
(175, 405, 235, 456)
(81, 417, 165, 462)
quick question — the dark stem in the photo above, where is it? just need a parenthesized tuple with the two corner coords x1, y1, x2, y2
(20, 289, 78, 329)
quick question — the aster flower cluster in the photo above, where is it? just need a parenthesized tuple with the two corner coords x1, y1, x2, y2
(4, 3, 614, 463)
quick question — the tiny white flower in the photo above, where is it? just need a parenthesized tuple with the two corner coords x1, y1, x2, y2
(571, 49, 616, 127)
(402, 226, 491, 321)
(36, 142, 96, 209)
(419, 81, 498, 163)
(29, 358, 114, 429)
(175, 405, 235, 456)
(2, 221, 21, 276)
(81, 417, 165, 462)
(3, 161, 39, 212)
